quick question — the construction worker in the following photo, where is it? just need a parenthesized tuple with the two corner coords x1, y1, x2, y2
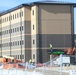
(29, 59, 32, 64)
(49, 44, 53, 53)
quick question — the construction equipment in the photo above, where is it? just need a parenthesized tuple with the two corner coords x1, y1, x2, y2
(64, 47, 76, 55)
(0, 55, 25, 69)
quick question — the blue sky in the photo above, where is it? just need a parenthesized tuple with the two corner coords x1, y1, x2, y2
(0, 0, 76, 33)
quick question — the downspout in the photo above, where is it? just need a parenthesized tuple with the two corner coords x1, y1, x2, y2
(20, 8, 22, 61)
(0, 15, 2, 56)
(10, 13, 11, 56)
(71, 6, 74, 48)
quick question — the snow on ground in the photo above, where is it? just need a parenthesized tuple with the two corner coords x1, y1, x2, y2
(0, 69, 43, 75)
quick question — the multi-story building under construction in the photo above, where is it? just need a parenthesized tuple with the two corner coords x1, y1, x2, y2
(0, 1, 76, 63)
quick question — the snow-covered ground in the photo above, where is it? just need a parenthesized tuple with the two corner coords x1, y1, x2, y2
(0, 69, 43, 75)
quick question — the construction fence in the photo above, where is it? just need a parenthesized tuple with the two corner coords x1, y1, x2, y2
(0, 54, 76, 75)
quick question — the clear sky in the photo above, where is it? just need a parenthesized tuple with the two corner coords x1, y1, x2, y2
(0, 0, 76, 33)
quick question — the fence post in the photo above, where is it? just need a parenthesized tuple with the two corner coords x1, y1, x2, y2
(60, 54, 62, 75)
(50, 55, 52, 75)
(8, 63, 10, 75)
(24, 62, 28, 75)
(43, 64, 46, 75)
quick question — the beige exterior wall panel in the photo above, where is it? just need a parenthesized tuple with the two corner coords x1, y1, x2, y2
(39, 5, 71, 34)
(1, 7, 25, 27)
(24, 6, 31, 21)
(11, 7, 24, 24)
(40, 5, 71, 20)
(41, 20, 71, 34)
(1, 14, 10, 27)
(31, 6, 38, 62)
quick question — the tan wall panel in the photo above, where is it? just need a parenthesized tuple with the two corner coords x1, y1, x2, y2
(24, 6, 31, 21)
(41, 20, 71, 34)
(39, 5, 71, 34)
(40, 5, 71, 20)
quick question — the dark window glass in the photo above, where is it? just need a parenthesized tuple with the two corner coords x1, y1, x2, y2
(13, 42, 14, 46)
(18, 55, 19, 59)
(15, 14, 16, 19)
(11, 29, 12, 33)
(20, 41, 21, 45)
(17, 13, 19, 18)
(18, 41, 19, 45)
(13, 28, 14, 33)
(11, 16, 12, 20)
(9, 29, 10, 33)
(20, 27, 21, 31)
(33, 10, 34, 15)
(33, 25, 34, 30)
(3, 18, 4, 22)
(22, 40, 24, 45)
(17, 27, 19, 31)
(9, 16, 10, 21)
(33, 54, 35, 59)
(7, 30, 8, 34)
(22, 26, 23, 31)
(5, 31, 6, 35)
(15, 41, 17, 45)
(22, 55, 24, 59)
(33, 39, 35, 44)
(20, 12, 21, 17)
(15, 28, 16, 32)
(22, 11, 23, 16)
(0, 19, 1, 24)
(7, 17, 8, 21)
(5, 18, 6, 22)
(13, 15, 14, 19)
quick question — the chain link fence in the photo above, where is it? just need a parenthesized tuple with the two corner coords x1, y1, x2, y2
(0, 55, 76, 75)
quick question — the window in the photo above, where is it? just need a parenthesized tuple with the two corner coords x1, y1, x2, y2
(3, 18, 4, 23)
(0, 19, 1, 24)
(11, 29, 12, 33)
(20, 55, 22, 59)
(9, 29, 10, 33)
(15, 41, 17, 45)
(7, 30, 8, 34)
(17, 27, 19, 31)
(11, 16, 12, 20)
(15, 14, 16, 19)
(13, 15, 14, 19)
(9, 16, 10, 21)
(33, 39, 35, 44)
(5, 31, 6, 35)
(13, 28, 14, 33)
(17, 13, 19, 18)
(22, 55, 24, 59)
(22, 40, 24, 45)
(33, 25, 34, 30)
(22, 11, 23, 16)
(22, 26, 23, 31)
(15, 28, 16, 32)
(20, 41, 21, 45)
(18, 41, 19, 45)
(33, 54, 35, 59)
(5, 18, 6, 22)
(7, 17, 8, 21)
(20, 27, 21, 31)
(18, 55, 19, 59)
(32, 10, 34, 15)
(20, 12, 21, 17)
(0, 32, 1, 36)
